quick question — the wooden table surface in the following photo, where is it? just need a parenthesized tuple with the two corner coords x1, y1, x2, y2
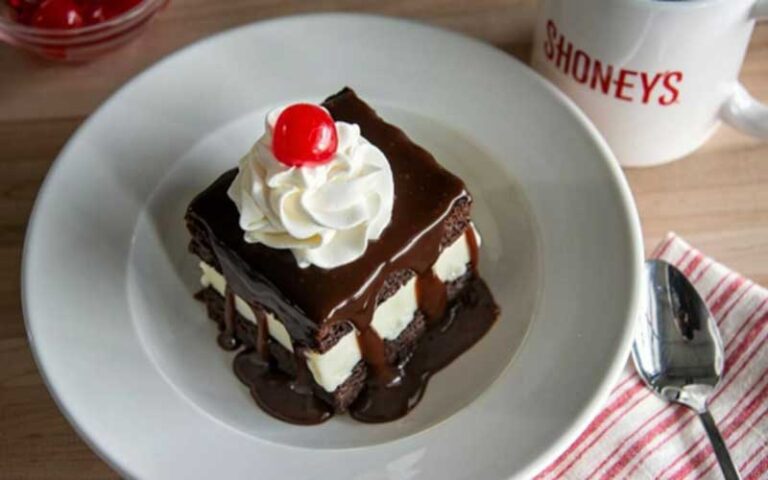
(1, 0, 766, 478)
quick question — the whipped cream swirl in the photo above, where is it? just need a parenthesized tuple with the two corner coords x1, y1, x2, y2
(227, 107, 394, 269)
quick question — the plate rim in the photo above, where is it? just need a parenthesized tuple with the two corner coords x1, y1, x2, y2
(21, 12, 644, 479)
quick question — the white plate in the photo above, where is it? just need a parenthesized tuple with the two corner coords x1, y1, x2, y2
(22, 14, 643, 480)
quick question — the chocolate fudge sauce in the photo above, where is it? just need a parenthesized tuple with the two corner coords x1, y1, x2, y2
(231, 276, 497, 425)
(217, 288, 239, 351)
(466, 227, 480, 277)
(416, 271, 448, 325)
(350, 277, 498, 423)
(253, 307, 270, 361)
(188, 88, 500, 425)
(233, 351, 333, 425)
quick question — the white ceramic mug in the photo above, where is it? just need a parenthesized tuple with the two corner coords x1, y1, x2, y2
(531, 0, 768, 167)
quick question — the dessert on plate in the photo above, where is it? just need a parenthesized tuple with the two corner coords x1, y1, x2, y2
(185, 88, 499, 424)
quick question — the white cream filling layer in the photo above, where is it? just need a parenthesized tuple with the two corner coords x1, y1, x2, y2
(371, 276, 418, 341)
(198, 226, 479, 393)
(304, 333, 361, 394)
(434, 228, 473, 282)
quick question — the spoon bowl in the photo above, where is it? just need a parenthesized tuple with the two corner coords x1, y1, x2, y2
(633, 259, 724, 411)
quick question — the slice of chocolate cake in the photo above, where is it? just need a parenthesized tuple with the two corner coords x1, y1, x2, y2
(185, 88, 498, 424)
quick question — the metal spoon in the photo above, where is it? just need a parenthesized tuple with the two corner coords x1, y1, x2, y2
(632, 259, 740, 480)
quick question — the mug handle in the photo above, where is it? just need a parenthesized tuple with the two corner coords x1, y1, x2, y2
(720, 0, 768, 138)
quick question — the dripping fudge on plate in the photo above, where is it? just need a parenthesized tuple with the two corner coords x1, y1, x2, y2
(186, 88, 498, 424)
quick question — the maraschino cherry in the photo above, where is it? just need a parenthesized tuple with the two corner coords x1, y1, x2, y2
(6, 0, 142, 28)
(29, 0, 83, 28)
(79, 0, 141, 24)
(272, 104, 338, 167)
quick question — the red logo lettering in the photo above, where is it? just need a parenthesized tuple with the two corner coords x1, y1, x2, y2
(544, 20, 556, 60)
(572, 50, 590, 84)
(542, 19, 684, 107)
(555, 35, 573, 72)
(659, 72, 683, 106)
(614, 69, 637, 102)
(590, 60, 613, 95)
(640, 73, 663, 104)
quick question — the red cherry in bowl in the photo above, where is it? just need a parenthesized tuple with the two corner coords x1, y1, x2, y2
(272, 104, 338, 167)
(79, 0, 141, 23)
(29, 0, 83, 29)
(6, 0, 41, 23)
(6, 0, 144, 27)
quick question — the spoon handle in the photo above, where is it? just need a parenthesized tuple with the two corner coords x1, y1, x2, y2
(698, 410, 741, 480)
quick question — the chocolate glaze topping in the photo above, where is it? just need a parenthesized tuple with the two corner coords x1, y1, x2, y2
(187, 88, 500, 424)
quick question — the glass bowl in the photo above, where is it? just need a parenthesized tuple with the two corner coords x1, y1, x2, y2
(0, 0, 168, 61)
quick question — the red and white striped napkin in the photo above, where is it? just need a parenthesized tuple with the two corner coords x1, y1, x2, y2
(536, 233, 768, 480)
